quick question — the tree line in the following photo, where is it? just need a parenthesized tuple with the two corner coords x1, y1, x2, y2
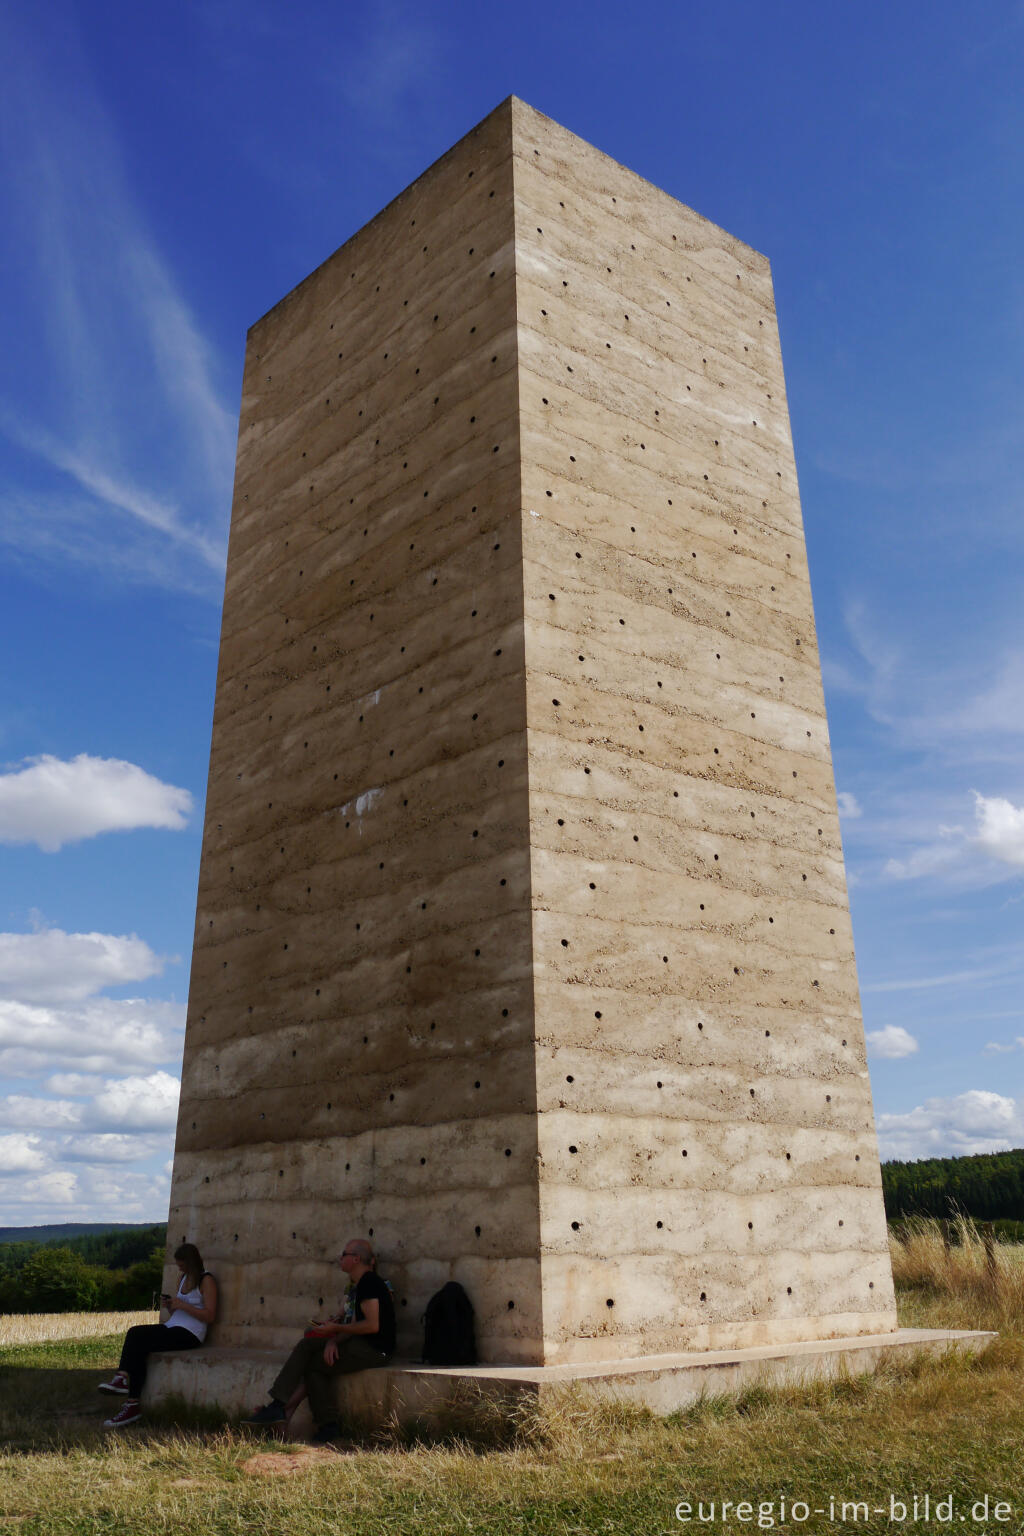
(5, 1146, 1023, 1315)
(882, 1148, 1024, 1233)
(0, 1225, 167, 1314)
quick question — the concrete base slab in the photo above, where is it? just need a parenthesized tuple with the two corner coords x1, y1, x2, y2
(145, 1327, 993, 1435)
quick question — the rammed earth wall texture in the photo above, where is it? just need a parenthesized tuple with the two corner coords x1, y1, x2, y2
(168, 97, 896, 1366)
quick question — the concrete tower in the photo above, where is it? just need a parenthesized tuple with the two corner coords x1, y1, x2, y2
(167, 97, 897, 1366)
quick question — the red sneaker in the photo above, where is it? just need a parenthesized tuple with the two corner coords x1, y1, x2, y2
(104, 1399, 142, 1428)
(98, 1372, 129, 1395)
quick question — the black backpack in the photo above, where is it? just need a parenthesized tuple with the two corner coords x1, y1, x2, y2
(421, 1280, 477, 1365)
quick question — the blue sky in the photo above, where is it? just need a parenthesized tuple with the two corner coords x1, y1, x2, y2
(1, 0, 1022, 1224)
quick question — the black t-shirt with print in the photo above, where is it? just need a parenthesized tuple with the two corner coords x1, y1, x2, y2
(354, 1271, 395, 1355)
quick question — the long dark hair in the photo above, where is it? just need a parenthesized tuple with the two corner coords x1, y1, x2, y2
(174, 1242, 205, 1291)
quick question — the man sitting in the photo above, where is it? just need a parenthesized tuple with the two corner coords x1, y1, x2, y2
(247, 1237, 395, 1443)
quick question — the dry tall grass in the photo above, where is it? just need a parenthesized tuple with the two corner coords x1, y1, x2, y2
(2, 1331, 1023, 1536)
(0, 1308, 157, 1346)
(1, 1273, 1023, 1536)
(889, 1215, 1024, 1334)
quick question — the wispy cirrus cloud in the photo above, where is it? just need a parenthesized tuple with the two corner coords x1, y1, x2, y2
(334, 2, 446, 124)
(0, 415, 225, 574)
(824, 598, 1024, 899)
(881, 792, 1024, 888)
(0, 15, 233, 594)
(194, 0, 449, 188)
(826, 604, 1024, 765)
(863, 955, 1024, 994)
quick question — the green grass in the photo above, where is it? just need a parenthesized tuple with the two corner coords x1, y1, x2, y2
(0, 1335, 118, 1372)
(3, 1252, 1024, 1536)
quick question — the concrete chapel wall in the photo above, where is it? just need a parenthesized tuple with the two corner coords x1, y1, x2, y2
(168, 101, 549, 1362)
(510, 100, 894, 1359)
(168, 95, 897, 1368)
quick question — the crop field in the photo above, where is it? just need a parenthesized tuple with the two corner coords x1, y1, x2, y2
(0, 1310, 158, 1348)
(1, 1221, 1022, 1536)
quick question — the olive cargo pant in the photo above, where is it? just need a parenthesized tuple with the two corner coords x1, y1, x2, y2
(271, 1335, 391, 1426)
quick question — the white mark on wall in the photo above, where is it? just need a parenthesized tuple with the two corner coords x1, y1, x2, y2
(529, 509, 539, 518)
(339, 786, 383, 835)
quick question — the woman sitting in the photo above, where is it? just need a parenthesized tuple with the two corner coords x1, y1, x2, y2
(99, 1241, 217, 1428)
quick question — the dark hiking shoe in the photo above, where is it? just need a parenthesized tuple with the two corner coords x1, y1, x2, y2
(310, 1421, 341, 1445)
(245, 1401, 286, 1425)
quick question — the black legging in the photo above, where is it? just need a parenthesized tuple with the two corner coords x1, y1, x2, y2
(118, 1324, 200, 1398)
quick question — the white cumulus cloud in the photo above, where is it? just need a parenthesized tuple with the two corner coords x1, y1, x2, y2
(0, 1169, 78, 1213)
(0, 912, 182, 1222)
(0, 1071, 180, 1135)
(970, 793, 1024, 869)
(0, 754, 191, 851)
(0, 1133, 48, 1172)
(90, 1071, 180, 1132)
(837, 791, 862, 818)
(0, 1164, 171, 1224)
(43, 1072, 104, 1095)
(866, 1026, 919, 1059)
(0, 927, 167, 1003)
(0, 1095, 81, 1130)
(0, 996, 184, 1077)
(877, 1089, 1024, 1160)
(62, 1133, 163, 1164)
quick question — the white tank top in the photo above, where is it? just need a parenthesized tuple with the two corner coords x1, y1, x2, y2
(165, 1273, 210, 1341)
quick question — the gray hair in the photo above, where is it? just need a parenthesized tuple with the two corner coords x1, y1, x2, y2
(346, 1238, 374, 1266)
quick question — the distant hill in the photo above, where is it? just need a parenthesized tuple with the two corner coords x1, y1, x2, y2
(0, 1222, 165, 1245)
(0, 1223, 168, 1312)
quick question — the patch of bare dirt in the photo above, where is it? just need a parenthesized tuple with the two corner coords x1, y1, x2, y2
(242, 1447, 351, 1476)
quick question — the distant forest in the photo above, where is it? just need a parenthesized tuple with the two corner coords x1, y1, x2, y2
(0, 1224, 168, 1314)
(3, 1147, 1024, 1315)
(0, 1222, 165, 1246)
(882, 1149, 1024, 1228)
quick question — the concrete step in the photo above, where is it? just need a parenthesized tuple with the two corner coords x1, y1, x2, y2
(144, 1326, 993, 1435)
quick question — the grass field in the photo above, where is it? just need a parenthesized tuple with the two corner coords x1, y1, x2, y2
(1, 1222, 1023, 1536)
